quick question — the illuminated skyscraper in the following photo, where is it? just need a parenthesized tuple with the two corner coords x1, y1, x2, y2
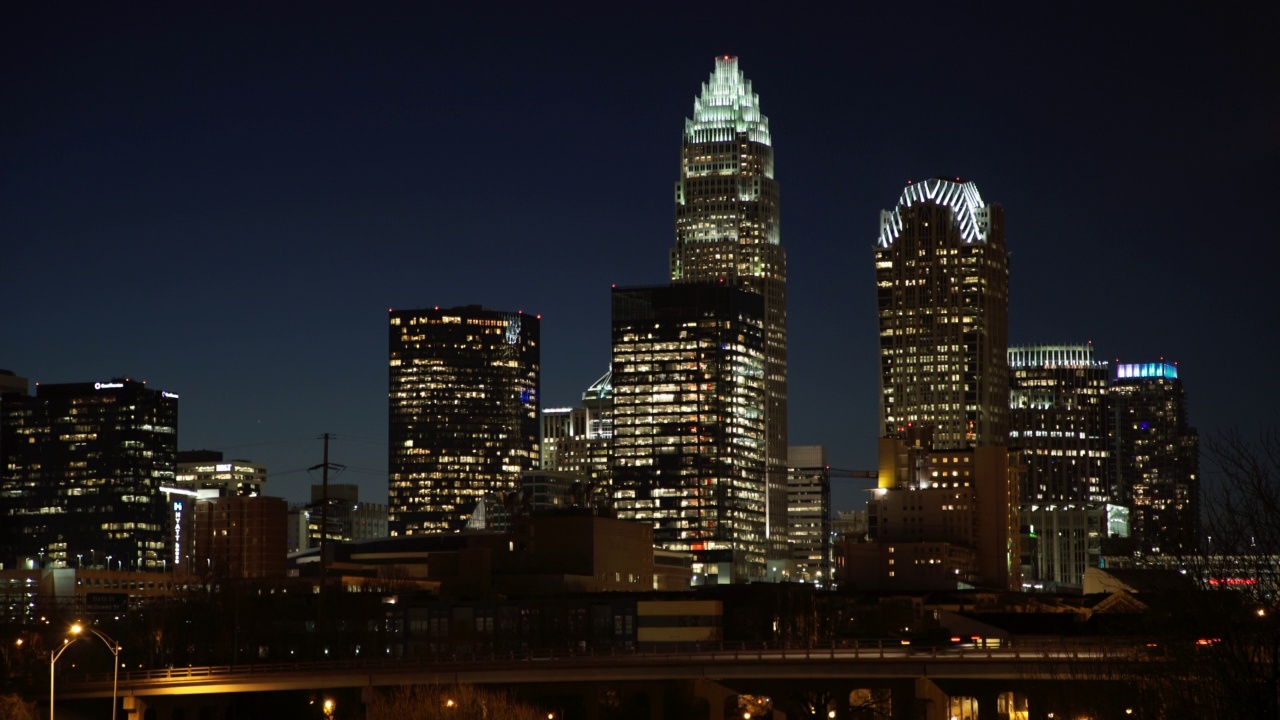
(388, 306, 539, 535)
(786, 445, 831, 586)
(540, 369, 613, 487)
(1109, 362, 1199, 556)
(1009, 344, 1119, 590)
(860, 179, 1017, 591)
(1009, 344, 1110, 503)
(0, 379, 177, 570)
(670, 56, 787, 558)
(611, 284, 766, 583)
(877, 178, 1009, 448)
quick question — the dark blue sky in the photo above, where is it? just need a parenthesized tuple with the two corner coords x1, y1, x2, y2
(4, 4, 1277, 510)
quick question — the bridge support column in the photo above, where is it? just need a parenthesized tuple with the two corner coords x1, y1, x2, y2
(975, 689, 1001, 720)
(913, 678, 948, 720)
(122, 694, 147, 720)
(581, 686, 601, 720)
(648, 685, 664, 720)
(833, 686, 850, 717)
(694, 678, 735, 720)
(1023, 688, 1051, 720)
(889, 680, 917, 720)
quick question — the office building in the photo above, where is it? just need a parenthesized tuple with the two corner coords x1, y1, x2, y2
(1009, 344, 1110, 504)
(0, 378, 177, 570)
(670, 56, 788, 559)
(1008, 344, 1114, 590)
(858, 179, 1017, 591)
(0, 567, 182, 622)
(877, 178, 1009, 448)
(540, 368, 613, 487)
(175, 450, 267, 497)
(611, 283, 766, 583)
(843, 429, 1020, 591)
(190, 495, 288, 579)
(288, 483, 388, 553)
(1109, 362, 1199, 556)
(786, 445, 831, 586)
(0, 370, 27, 397)
(388, 306, 540, 535)
(1021, 503, 1128, 592)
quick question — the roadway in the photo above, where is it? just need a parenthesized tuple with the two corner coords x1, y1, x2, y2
(58, 640, 1140, 699)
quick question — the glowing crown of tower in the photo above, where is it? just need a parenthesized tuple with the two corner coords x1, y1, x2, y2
(685, 56, 772, 147)
(878, 177, 989, 248)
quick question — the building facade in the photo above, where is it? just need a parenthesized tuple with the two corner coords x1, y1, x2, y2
(288, 483, 389, 553)
(877, 178, 1009, 449)
(1008, 344, 1115, 591)
(861, 179, 1016, 591)
(848, 430, 1020, 591)
(388, 306, 540, 535)
(610, 284, 766, 583)
(0, 370, 27, 397)
(670, 56, 788, 560)
(1009, 344, 1110, 504)
(0, 379, 177, 571)
(1020, 503, 1128, 592)
(175, 450, 267, 497)
(1109, 362, 1199, 556)
(540, 369, 613, 488)
(786, 445, 831, 586)
(190, 495, 288, 579)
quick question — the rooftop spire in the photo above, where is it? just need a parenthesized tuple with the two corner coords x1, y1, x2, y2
(685, 56, 771, 146)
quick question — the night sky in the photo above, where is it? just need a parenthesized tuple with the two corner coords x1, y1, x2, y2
(4, 4, 1277, 512)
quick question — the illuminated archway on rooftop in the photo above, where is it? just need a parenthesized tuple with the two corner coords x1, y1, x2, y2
(878, 177, 987, 247)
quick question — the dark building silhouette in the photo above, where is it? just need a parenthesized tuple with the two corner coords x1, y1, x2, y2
(190, 495, 288, 579)
(388, 306, 540, 535)
(0, 370, 27, 397)
(670, 56, 788, 561)
(0, 378, 177, 570)
(611, 284, 766, 583)
(1109, 362, 1199, 556)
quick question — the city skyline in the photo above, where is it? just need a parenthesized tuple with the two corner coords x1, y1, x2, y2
(4, 5, 1277, 510)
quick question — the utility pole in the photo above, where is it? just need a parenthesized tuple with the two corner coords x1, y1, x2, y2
(309, 433, 344, 657)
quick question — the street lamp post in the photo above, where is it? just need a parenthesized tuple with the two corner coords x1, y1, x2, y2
(49, 637, 74, 720)
(49, 623, 121, 720)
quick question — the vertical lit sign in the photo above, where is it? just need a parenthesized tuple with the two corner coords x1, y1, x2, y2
(173, 501, 184, 564)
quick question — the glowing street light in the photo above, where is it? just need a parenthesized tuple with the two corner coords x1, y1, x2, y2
(49, 623, 121, 720)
